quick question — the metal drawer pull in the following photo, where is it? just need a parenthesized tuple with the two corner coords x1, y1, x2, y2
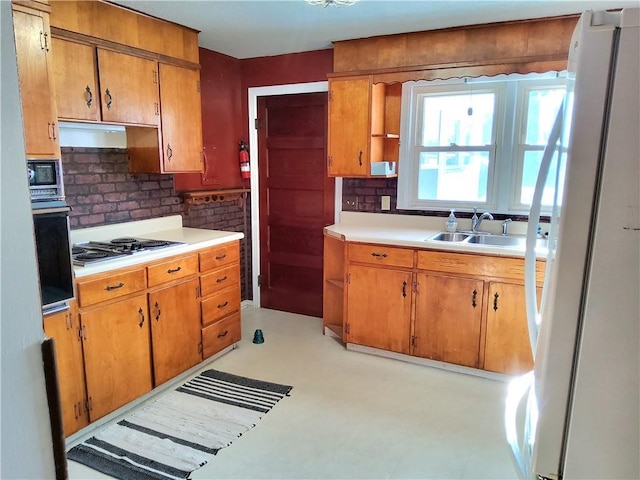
(371, 252, 388, 258)
(105, 282, 124, 291)
(217, 330, 229, 338)
(105, 88, 112, 109)
(472, 289, 477, 308)
(138, 307, 145, 327)
(217, 301, 229, 309)
(167, 266, 182, 274)
(85, 85, 93, 108)
(216, 276, 228, 283)
(215, 253, 227, 260)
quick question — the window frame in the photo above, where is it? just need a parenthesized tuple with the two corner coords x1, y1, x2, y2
(397, 72, 567, 215)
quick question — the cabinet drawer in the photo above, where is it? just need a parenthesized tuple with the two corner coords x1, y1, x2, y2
(348, 243, 414, 268)
(147, 254, 197, 288)
(200, 264, 240, 297)
(201, 311, 241, 359)
(199, 241, 239, 272)
(417, 251, 545, 284)
(201, 287, 241, 326)
(77, 268, 146, 307)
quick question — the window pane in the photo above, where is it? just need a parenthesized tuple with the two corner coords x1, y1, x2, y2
(418, 151, 489, 202)
(521, 149, 566, 205)
(420, 92, 495, 147)
(524, 88, 565, 145)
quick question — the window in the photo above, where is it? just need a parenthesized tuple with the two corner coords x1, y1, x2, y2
(397, 73, 566, 214)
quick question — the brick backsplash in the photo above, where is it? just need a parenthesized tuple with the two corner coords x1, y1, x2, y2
(341, 178, 531, 222)
(61, 147, 252, 300)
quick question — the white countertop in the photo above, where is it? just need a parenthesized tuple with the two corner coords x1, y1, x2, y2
(71, 215, 244, 278)
(325, 212, 548, 259)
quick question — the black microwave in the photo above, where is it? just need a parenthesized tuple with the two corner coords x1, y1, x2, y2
(28, 159, 64, 202)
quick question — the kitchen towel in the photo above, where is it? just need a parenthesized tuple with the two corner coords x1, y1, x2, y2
(67, 369, 293, 480)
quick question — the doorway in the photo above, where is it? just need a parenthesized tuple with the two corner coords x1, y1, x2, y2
(255, 91, 334, 317)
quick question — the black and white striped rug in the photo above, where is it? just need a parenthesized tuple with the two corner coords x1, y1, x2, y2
(67, 369, 293, 480)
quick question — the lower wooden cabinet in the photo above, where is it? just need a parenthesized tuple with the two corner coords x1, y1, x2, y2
(202, 311, 241, 359)
(80, 294, 153, 421)
(149, 277, 201, 386)
(413, 273, 484, 368)
(346, 264, 412, 354)
(483, 282, 538, 374)
(43, 301, 89, 436)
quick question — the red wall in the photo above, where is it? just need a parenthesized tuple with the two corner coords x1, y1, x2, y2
(174, 48, 333, 191)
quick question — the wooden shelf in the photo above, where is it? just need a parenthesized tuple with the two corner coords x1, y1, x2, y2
(326, 279, 344, 289)
(180, 189, 250, 214)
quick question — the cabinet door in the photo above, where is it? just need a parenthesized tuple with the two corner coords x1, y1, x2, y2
(97, 49, 159, 126)
(414, 273, 484, 368)
(484, 282, 537, 374)
(51, 38, 100, 122)
(81, 294, 152, 421)
(346, 264, 412, 354)
(12, 8, 60, 158)
(149, 278, 201, 386)
(327, 77, 370, 177)
(158, 63, 203, 173)
(43, 305, 89, 436)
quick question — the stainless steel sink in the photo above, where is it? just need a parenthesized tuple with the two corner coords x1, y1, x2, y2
(428, 231, 548, 249)
(429, 232, 471, 242)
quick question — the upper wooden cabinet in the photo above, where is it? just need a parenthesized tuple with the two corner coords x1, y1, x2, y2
(51, 38, 99, 122)
(12, 3, 61, 159)
(157, 64, 203, 173)
(327, 76, 400, 178)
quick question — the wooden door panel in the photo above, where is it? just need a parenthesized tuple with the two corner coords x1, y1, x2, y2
(258, 92, 333, 318)
(13, 9, 60, 157)
(149, 278, 201, 386)
(484, 282, 537, 374)
(159, 63, 203, 172)
(43, 306, 89, 436)
(346, 265, 412, 354)
(81, 294, 152, 421)
(51, 38, 100, 121)
(97, 49, 158, 126)
(414, 273, 484, 368)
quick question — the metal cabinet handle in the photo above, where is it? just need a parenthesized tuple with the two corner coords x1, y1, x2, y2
(217, 301, 229, 309)
(167, 266, 182, 274)
(138, 307, 145, 327)
(493, 292, 499, 311)
(472, 289, 477, 308)
(105, 88, 112, 109)
(371, 252, 388, 258)
(217, 330, 229, 338)
(85, 85, 93, 108)
(358, 150, 363, 166)
(51, 122, 56, 140)
(402, 281, 407, 298)
(105, 282, 124, 291)
(215, 253, 227, 260)
(154, 302, 161, 321)
(43, 32, 49, 51)
(166, 143, 173, 162)
(216, 275, 228, 283)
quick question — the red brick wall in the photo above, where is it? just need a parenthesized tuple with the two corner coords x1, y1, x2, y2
(62, 147, 252, 299)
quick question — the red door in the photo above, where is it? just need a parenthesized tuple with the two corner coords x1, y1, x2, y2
(257, 92, 334, 317)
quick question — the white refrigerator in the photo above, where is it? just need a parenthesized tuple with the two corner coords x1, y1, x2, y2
(506, 7, 639, 480)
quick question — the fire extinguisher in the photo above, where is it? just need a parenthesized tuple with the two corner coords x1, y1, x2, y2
(238, 140, 250, 180)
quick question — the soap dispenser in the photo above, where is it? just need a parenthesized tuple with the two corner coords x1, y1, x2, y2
(445, 209, 458, 232)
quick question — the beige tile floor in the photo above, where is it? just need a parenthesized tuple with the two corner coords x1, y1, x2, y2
(67, 306, 518, 479)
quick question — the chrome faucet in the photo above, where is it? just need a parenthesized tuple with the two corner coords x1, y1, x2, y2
(471, 208, 494, 232)
(501, 218, 513, 236)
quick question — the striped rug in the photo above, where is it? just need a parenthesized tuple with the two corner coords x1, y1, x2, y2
(67, 369, 293, 480)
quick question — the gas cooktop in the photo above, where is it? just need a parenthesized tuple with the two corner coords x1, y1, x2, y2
(72, 237, 185, 266)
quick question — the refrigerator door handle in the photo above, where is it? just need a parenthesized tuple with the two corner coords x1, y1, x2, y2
(505, 371, 535, 480)
(524, 100, 565, 357)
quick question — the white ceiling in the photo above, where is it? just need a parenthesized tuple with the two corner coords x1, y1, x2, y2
(113, 0, 638, 59)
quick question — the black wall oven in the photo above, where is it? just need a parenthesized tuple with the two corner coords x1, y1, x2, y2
(29, 160, 75, 313)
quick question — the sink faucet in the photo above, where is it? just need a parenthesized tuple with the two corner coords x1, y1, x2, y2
(471, 208, 494, 232)
(501, 218, 513, 235)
